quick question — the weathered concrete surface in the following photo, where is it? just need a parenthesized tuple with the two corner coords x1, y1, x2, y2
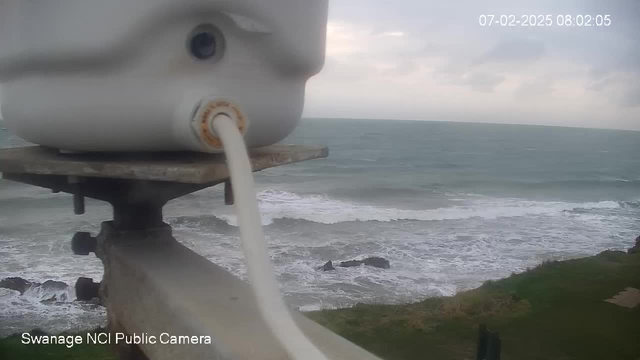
(97, 222, 381, 360)
(0, 145, 328, 184)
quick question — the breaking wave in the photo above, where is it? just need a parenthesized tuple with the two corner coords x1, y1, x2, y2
(216, 190, 621, 226)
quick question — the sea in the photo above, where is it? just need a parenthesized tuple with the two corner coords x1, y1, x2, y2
(0, 118, 639, 336)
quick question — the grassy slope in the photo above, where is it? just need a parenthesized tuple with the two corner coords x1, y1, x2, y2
(0, 331, 116, 360)
(1, 251, 639, 360)
(308, 251, 640, 360)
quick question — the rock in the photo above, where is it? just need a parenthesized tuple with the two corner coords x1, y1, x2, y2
(0, 277, 35, 295)
(318, 261, 335, 271)
(338, 257, 391, 269)
(37, 283, 71, 302)
(0, 278, 69, 297)
(29, 329, 47, 336)
(40, 296, 58, 304)
(363, 257, 391, 269)
(596, 250, 626, 262)
(628, 236, 640, 254)
(41, 280, 68, 291)
(339, 260, 364, 268)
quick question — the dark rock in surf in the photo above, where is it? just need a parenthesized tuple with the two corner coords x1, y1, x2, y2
(40, 296, 58, 304)
(318, 261, 335, 271)
(338, 257, 391, 269)
(41, 280, 68, 291)
(37, 280, 70, 302)
(0, 277, 35, 295)
(363, 257, 391, 269)
(339, 260, 363, 268)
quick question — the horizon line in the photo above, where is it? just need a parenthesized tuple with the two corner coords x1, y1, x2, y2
(301, 116, 640, 133)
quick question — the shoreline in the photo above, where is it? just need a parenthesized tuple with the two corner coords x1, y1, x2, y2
(2, 243, 639, 359)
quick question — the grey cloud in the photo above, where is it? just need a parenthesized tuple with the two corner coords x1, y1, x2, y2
(589, 46, 640, 81)
(587, 75, 618, 92)
(321, 57, 371, 82)
(381, 61, 419, 77)
(464, 72, 506, 92)
(620, 86, 640, 107)
(399, 43, 449, 58)
(475, 38, 546, 65)
(586, 74, 640, 108)
(585, 36, 640, 108)
(515, 79, 554, 97)
(318, 0, 640, 128)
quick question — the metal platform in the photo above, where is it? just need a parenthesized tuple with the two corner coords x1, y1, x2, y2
(0, 145, 328, 228)
(0, 145, 381, 360)
(0, 145, 328, 184)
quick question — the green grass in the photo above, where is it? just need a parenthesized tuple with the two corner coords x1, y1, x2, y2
(2, 251, 639, 359)
(0, 329, 116, 360)
(307, 250, 640, 360)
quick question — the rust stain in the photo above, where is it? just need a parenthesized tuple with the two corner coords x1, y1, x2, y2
(196, 100, 247, 149)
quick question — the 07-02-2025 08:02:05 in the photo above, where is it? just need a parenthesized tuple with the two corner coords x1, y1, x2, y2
(479, 14, 611, 27)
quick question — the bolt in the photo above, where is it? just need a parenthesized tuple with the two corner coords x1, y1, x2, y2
(75, 277, 100, 301)
(224, 179, 234, 205)
(73, 193, 85, 214)
(68, 176, 85, 215)
(71, 232, 97, 255)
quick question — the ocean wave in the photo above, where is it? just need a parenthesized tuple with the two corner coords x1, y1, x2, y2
(168, 216, 238, 234)
(328, 186, 432, 200)
(22, 283, 74, 303)
(618, 200, 640, 208)
(598, 176, 633, 183)
(216, 190, 622, 226)
(525, 179, 639, 187)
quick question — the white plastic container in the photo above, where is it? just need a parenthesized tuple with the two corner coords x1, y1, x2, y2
(0, 0, 328, 152)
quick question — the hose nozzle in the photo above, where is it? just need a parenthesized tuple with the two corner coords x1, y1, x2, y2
(191, 98, 247, 152)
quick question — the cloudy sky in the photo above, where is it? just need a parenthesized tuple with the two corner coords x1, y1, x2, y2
(303, 0, 640, 131)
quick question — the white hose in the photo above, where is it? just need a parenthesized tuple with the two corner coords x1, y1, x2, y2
(211, 114, 329, 360)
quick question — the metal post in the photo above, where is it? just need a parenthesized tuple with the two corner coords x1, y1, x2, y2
(476, 323, 488, 360)
(224, 179, 234, 205)
(476, 324, 502, 360)
(112, 202, 165, 231)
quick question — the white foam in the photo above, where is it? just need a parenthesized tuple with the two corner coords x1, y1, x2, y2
(297, 303, 333, 312)
(0, 287, 106, 337)
(23, 284, 74, 303)
(599, 175, 632, 183)
(216, 190, 621, 226)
